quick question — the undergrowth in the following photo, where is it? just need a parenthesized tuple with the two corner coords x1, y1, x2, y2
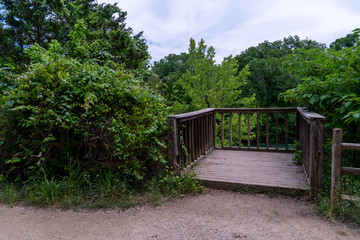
(0, 161, 202, 209)
(315, 141, 360, 226)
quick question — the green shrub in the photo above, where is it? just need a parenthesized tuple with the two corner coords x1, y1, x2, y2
(0, 39, 168, 184)
(159, 170, 202, 197)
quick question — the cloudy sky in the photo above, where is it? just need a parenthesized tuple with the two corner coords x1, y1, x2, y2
(100, 0, 360, 62)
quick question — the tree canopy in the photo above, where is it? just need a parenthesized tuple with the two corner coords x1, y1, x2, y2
(235, 36, 326, 107)
(152, 38, 256, 113)
(0, 0, 149, 69)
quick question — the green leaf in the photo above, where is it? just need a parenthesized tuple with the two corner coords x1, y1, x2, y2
(309, 95, 320, 104)
(353, 113, 360, 119)
(5, 100, 15, 107)
(320, 95, 328, 101)
(344, 101, 352, 107)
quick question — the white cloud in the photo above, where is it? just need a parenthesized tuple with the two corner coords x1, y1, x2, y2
(101, 0, 360, 62)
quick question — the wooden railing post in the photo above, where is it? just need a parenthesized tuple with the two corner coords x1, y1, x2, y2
(331, 128, 342, 208)
(167, 117, 180, 174)
(296, 107, 326, 195)
(309, 119, 324, 193)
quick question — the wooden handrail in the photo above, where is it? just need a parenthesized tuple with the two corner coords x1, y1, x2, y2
(215, 107, 297, 113)
(341, 143, 360, 150)
(331, 128, 360, 208)
(297, 107, 326, 121)
(168, 108, 215, 120)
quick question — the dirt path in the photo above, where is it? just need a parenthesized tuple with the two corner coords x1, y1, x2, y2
(0, 189, 358, 240)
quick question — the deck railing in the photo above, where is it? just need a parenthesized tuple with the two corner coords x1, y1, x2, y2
(167, 107, 326, 193)
(331, 128, 360, 208)
(215, 108, 297, 151)
(167, 108, 216, 173)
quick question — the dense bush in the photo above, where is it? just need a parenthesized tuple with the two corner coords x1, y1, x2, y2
(0, 39, 168, 183)
(282, 29, 360, 138)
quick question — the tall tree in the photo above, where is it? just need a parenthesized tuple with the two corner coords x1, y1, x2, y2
(0, 0, 149, 69)
(235, 36, 326, 107)
(151, 53, 189, 104)
(330, 32, 359, 50)
(176, 38, 255, 113)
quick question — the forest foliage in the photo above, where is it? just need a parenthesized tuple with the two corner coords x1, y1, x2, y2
(282, 29, 360, 140)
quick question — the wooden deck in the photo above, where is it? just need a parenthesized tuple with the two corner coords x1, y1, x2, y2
(193, 150, 309, 195)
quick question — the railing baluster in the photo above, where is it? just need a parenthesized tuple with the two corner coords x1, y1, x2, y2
(205, 115, 208, 152)
(194, 118, 198, 159)
(266, 113, 269, 150)
(198, 117, 201, 157)
(247, 113, 250, 150)
(208, 114, 211, 150)
(221, 113, 224, 148)
(238, 112, 242, 149)
(179, 121, 184, 167)
(199, 117, 204, 156)
(190, 119, 194, 162)
(285, 112, 288, 151)
(275, 113, 279, 150)
(229, 112, 233, 148)
(257, 113, 259, 150)
(213, 112, 216, 148)
(185, 120, 188, 163)
(202, 116, 205, 155)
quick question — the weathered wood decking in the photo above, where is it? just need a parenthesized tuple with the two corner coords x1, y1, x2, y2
(193, 150, 308, 194)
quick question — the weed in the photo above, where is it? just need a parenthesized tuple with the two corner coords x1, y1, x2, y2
(119, 198, 134, 209)
(315, 194, 360, 226)
(265, 191, 279, 198)
(145, 178, 162, 206)
(61, 193, 86, 210)
(63, 158, 90, 191)
(233, 185, 256, 193)
(336, 231, 347, 236)
(0, 183, 22, 206)
(25, 176, 64, 205)
(292, 140, 302, 165)
(159, 170, 202, 197)
(315, 195, 334, 218)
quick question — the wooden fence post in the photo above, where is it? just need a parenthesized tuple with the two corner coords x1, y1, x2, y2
(331, 128, 342, 208)
(167, 117, 180, 174)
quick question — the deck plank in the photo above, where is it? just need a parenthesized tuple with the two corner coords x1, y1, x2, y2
(193, 150, 309, 194)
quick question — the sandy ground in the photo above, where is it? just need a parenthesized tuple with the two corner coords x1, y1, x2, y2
(0, 189, 358, 240)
